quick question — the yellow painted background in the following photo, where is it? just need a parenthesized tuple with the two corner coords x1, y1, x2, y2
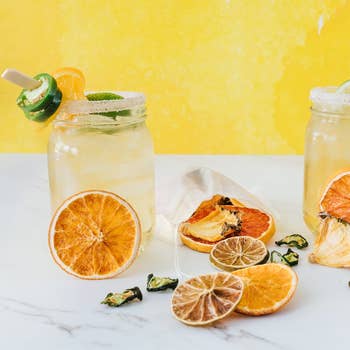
(1, 0, 350, 154)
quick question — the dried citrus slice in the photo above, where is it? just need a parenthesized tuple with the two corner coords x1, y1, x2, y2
(48, 190, 141, 279)
(225, 206, 275, 243)
(52, 67, 86, 100)
(320, 171, 350, 224)
(233, 263, 298, 316)
(210, 236, 268, 272)
(171, 272, 244, 326)
(180, 205, 275, 253)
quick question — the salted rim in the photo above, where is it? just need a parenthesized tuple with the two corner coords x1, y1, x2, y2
(60, 91, 145, 115)
(310, 86, 350, 106)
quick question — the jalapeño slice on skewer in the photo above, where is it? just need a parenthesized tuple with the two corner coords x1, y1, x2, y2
(16, 73, 62, 122)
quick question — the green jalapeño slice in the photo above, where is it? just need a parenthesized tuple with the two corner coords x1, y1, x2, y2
(101, 287, 143, 307)
(275, 234, 308, 249)
(146, 274, 179, 292)
(16, 73, 62, 122)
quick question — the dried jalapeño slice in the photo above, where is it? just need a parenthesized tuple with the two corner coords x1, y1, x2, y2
(146, 274, 179, 292)
(275, 234, 308, 249)
(270, 250, 288, 265)
(282, 248, 299, 266)
(101, 287, 143, 307)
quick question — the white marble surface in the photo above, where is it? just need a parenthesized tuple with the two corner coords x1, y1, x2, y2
(1, 154, 349, 350)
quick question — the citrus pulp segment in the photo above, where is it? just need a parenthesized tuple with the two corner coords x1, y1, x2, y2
(210, 236, 268, 272)
(232, 263, 298, 316)
(48, 190, 141, 279)
(171, 272, 244, 326)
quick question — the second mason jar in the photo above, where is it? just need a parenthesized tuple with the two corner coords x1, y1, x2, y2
(48, 92, 155, 248)
(304, 87, 350, 234)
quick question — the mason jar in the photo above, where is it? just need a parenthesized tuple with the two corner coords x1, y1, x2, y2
(304, 87, 350, 234)
(48, 92, 155, 248)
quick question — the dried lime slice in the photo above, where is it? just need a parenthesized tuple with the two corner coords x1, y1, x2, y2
(210, 236, 267, 272)
(171, 272, 243, 326)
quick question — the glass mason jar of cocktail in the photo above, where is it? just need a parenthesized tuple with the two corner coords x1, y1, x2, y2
(304, 86, 350, 234)
(48, 92, 155, 249)
(2, 67, 155, 278)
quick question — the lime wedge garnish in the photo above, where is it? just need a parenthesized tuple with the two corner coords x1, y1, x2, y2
(86, 92, 130, 118)
(337, 80, 350, 93)
(86, 92, 123, 101)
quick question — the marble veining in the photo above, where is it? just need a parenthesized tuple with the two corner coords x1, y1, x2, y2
(211, 323, 288, 349)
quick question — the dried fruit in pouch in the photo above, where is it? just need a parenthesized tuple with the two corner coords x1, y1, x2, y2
(146, 274, 178, 292)
(101, 287, 142, 307)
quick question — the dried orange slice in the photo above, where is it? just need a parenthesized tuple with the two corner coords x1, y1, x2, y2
(53, 67, 86, 100)
(210, 236, 268, 272)
(233, 263, 298, 316)
(171, 272, 244, 326)
(48, 190, 141, 279)
(320, 171, 350, 224)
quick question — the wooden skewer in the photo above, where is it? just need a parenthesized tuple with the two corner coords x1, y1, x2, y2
(1, 68, 41, 89)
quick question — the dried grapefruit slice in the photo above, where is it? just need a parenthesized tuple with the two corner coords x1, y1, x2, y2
(171, 272, 244, 326)
(210, 236, 268, 272)
(178, 205, 276, 253)
(48, 190, 141, 279)
(224, 206, 275, 243)
(320, 171, 350, 224)
(233, 263, 298, 316)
